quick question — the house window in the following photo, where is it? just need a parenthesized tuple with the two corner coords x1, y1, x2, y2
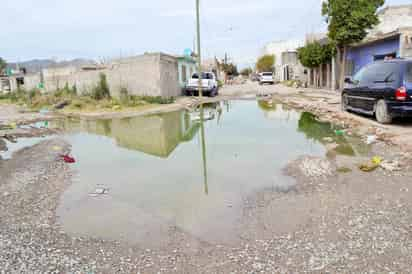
(374, 52, 397, 61)
(182, 65, 187, 82)
(16, 77, 25, 87)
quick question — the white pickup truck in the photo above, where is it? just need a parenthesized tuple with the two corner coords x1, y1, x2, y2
(184, 72, 218, 97)
(259, 72, 274, 85)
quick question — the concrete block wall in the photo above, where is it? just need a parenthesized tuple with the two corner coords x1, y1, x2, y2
(369, 5, 412, 38)
(43, 53, 181, 98)
(400, 29, 412, 58)
(158, 54, 180, 97)
(23, 73, 41, 90)
(107, 54, 163, 97)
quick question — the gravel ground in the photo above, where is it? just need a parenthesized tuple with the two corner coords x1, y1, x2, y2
(1, 137, 412, 273)
(2, 92, 412, 272)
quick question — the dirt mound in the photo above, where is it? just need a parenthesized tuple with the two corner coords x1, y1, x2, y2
(284, 156, 335, 181)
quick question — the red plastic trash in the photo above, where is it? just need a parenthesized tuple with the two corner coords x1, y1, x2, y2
(60, 154, 76, 163)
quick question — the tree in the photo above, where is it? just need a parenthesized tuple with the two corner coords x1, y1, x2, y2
(221, 63, 238, 76)
(0, 58, 7, 74)
(298, 42, 335, 87)
(322, 0, 384, 89)
(256, 55, 275, 72)
(240, 67, 253, 77)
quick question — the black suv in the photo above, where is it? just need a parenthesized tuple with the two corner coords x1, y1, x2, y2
(342, 59, 412, 124)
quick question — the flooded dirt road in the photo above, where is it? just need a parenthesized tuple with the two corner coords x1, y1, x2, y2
(1, 99, 412, 273)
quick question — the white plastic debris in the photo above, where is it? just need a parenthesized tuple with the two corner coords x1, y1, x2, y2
(365, 135, 377, 145)
(89, 186, 109, 197)
(381, 160, 401, 172)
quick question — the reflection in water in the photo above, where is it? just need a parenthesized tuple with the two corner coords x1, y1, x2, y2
(298, 112, 369, 156)
(56, 100, 366, 246)
(199, 104, 209, 195)
(54, 103, 221, 159)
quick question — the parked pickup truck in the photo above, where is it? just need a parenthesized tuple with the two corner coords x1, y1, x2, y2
(259, 72, 274, 85)
(185, 72, 218, 97)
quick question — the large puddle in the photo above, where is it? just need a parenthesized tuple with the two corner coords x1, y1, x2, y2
(53, 100, 367, 245)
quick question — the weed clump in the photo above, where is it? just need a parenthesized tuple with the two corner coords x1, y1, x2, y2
(91, 73, 110, 100)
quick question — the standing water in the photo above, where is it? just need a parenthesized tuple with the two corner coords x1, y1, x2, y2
(54, 100, 361, 245)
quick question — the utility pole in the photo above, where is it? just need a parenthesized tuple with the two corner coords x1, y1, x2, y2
(196, 0, 208, 195)
(196, 0, 202, 98)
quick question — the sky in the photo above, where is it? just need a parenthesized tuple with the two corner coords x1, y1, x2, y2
(1, 0, 410, 66)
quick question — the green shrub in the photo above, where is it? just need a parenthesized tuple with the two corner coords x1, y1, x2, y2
(140, 96, 175, 104)
(91, 73, 110, 100)
(71, 84, 77, 96)
(72, 99, 84, 109)
(119, 87, 129, 105)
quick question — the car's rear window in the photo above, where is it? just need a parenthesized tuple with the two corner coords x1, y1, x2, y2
(354, 62, 400, 85)
(262, 73, 273, 76)
(192, 73, 213, 79)
(406, 64, 412, 83)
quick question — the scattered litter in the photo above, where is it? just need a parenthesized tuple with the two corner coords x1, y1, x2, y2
(365, 135, 377, 145)
(322, 137, 334, 143)
(33, 121, 49, 129)
(359, 162, 379, 172)
(60, 154, 76, 163)
(381, 160, 402, 172)
(334, 129, 344, 136)
(3, 135, 17, 143)
(39, 108, 50, 115)
(54, 100, 70, 110)
(359, 156, 383, 172)
(372, 156, 383, 165)
(89, 186, 110, 197)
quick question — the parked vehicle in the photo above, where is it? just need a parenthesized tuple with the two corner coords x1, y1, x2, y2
(250, 73, 260, 82)
(185, 72, 218, 97)
(342, 59, 412, 124)
(259, 72, 274, 85)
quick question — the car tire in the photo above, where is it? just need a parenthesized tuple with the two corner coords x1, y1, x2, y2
(375, 99, 392, 124)
(341, 93, 349, 112)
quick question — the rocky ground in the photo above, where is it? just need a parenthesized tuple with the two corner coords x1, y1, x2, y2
(2, 85, 412, 272)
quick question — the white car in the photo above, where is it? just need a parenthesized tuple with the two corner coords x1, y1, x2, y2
(259, 72, 274, 85)
(185, 72, 218, 97)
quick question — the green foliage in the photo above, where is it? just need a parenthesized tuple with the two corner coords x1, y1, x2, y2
(221, 63, 238, 76)
(217, 80, 224, 88)
(298, 42, 335, 68)
(119, 87, 130, 105)
(91, 73, 110, 100)
(139, 96, 175, 104)
(72, 84, 77, 95)
(256, 55, 275, 72)
(298, 112, 355, 156)
(322, 0, 384, 47)
(0, 58, 6, 73)
(240, 67, 253, 77)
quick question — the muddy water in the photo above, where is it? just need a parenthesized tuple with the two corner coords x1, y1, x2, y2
(54, 100, 365, 246)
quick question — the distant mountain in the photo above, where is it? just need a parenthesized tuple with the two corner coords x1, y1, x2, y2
(7, 58, 96, 73)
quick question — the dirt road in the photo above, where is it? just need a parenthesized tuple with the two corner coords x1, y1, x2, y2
(2, 87, 412, 272)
